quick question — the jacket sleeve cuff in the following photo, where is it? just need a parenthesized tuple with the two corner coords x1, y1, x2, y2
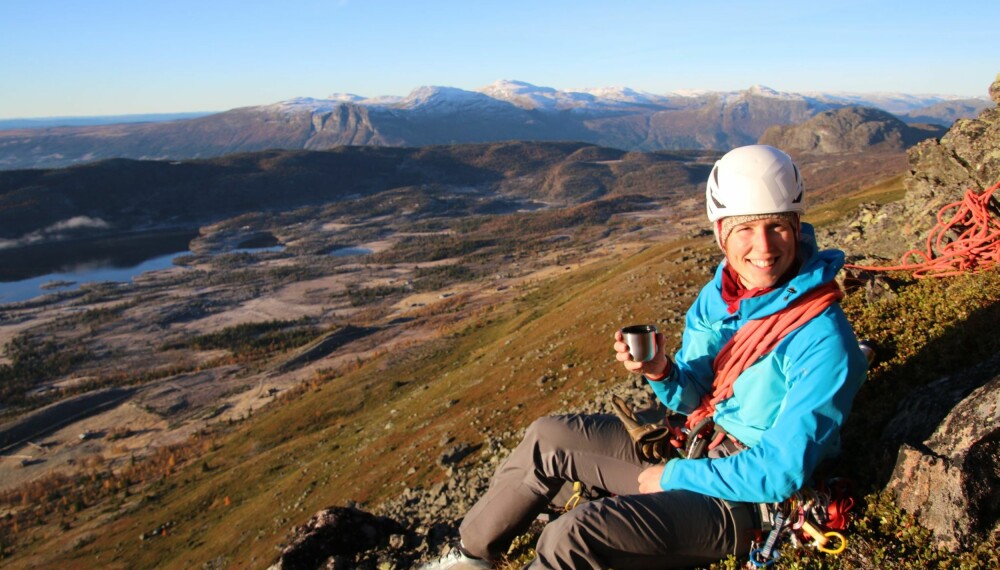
(644, 358, 673, 382)
(659, 458, 679, 490)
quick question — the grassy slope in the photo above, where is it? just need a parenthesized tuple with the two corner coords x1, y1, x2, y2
(12, 237, 710, 568)
(807, 174, 906, 227)
(9, 173, 1000, 569)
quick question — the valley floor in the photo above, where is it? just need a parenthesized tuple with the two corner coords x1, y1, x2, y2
(0, 202, 694, 494)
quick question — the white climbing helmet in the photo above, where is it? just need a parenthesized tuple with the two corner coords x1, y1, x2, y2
(705, 145, 805, 223)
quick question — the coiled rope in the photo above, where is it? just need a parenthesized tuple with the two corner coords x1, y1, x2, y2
(845, 180, 1000, 278)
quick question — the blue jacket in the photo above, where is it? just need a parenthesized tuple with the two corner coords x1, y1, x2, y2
(650, 225, 867, 503)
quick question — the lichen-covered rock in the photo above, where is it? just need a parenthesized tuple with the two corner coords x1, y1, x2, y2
(884, 372, 1000, 550)
(989, 73, 1000, 106)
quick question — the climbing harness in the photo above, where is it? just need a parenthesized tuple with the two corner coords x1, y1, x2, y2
(846, 180, 1000, 278)
(745, 481, 855, 567)
(674, 423, 855, 565)
(608, 396, 857, 565)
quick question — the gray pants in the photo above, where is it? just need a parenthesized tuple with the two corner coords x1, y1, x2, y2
(459, 414, 760, 569)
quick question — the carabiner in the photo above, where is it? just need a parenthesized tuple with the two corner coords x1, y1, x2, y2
(564, 481, 584, 511)
(816, 531, 847, 555)
(748, 548, 775, 567)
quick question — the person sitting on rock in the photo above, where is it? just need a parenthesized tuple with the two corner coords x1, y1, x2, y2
(419, 144, 869, 569)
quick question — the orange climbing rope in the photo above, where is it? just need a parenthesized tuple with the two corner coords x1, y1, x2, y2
(685, 281, 844, 430)
(845, 180, 1000, 278)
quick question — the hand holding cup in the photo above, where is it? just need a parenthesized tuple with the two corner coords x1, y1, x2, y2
(621, 324, 657, 362)
(614, 324, 669, 379)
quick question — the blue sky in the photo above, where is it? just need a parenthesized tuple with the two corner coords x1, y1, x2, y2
(1, 0, 996, 119)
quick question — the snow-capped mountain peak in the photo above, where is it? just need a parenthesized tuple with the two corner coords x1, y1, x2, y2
(479, 79, 557, 97)
(574, 86, 661, 104)
(383, 85, 525, 115)
(270, 97, 346, 114)
(747, 85, 781, 97)
(267, 80, 986, 118)
(477, 80, 595, 110)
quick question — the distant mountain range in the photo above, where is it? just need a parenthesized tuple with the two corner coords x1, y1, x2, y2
(0, 80, 988, 170)
(0, 112, 214, 130)
(0, 142, 716, 243)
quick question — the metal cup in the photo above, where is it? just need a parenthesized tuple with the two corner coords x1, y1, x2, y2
(621, 324, 658, 362)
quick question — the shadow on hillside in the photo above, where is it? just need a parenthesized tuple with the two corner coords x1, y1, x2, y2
(0, 387, 137, 453)
(836, 287, 1000, 491)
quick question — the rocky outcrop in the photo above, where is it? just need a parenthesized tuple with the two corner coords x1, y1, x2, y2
(759, 106, 945, 154)
(267, 506, 408, 570)
(843, 76, 1000, 550)
(884, 368, 1000, 550)
(824, 76, 1000, 260)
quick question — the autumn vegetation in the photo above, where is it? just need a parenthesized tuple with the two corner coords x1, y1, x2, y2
(1, 147, 997, 567)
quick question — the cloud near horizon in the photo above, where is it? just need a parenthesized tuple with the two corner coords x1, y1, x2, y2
(0, 216, 111, 250)
(46, 216, 110, 232)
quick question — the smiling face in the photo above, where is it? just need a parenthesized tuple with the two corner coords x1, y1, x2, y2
(723, 216, 798, 289)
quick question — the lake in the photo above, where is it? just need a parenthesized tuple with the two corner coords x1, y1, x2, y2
(329, 246, 372, 257)
(0, 231, 374, 305)
(0, 230, 197, 305)
(0, 252, 187, 305)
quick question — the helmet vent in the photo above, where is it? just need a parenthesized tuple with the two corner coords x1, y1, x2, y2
(711, 193, 726, 209)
